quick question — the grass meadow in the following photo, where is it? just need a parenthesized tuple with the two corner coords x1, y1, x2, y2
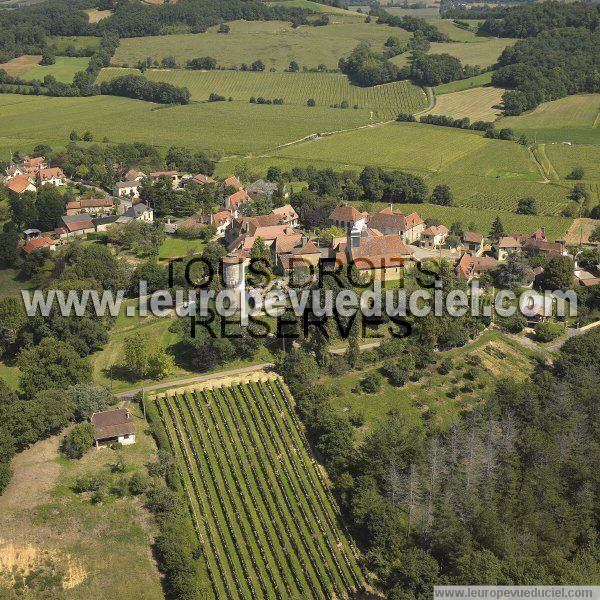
(499, 94, 600, 144)
(545, 143, 600, 182)
(426, 86, 505, 121)
(21, 56, 89, 83)
(98, 68, 428, 119)
(48, 35, 100, 53)
(0, 93, 378, 158)
(112, 19, 408, 71)
(433, 72, 493, 95)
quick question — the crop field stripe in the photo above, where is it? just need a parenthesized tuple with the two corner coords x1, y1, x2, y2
(224, 385, 324, 598)
(173, 392, 258, 598)
(156, 398, 234, 599)
(211, 387, 303, 597)
(233, 384, 334, 599)
(157, 381, 366, 598)
(242, 383, 353, 595)
(254, 381, 362, 588)
(270, 379, 365, 579)
(169, 394, 247, 598)
(189, 389, 281, 598)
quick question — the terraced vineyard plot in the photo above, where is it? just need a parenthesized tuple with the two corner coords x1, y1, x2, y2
(152, 378, 365, 599)
(98, 68, 428, 119)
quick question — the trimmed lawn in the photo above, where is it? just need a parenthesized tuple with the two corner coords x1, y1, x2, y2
(21, 57, 90, 84)
(158, 236, 205, 261)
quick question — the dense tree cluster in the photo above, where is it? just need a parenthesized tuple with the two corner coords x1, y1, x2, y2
(370, 7, 449, 42)
(98, 74, 190, 104)
(338, 43, 399, 87)
(402, 53, 481, 86)
(492, 28, 600, 115)
(98, 0, 311, 38)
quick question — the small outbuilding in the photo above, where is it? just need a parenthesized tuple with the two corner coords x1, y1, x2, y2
(91, 408, 136, 447)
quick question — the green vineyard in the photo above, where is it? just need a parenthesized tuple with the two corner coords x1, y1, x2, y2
(98, 68, 429, 120)
(150, 377, 365, 599)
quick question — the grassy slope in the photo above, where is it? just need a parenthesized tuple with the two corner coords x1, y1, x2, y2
(0, 94, 376, 158)
(0, 403, 163, 599)
(499, 94, 600, 144)
(0, 55, 42, 76)
(433, 71, 493, 95)
(47, 35, 100, 52)
(98, 68, 428, 119)
(326, 331, 534, 441)
(21, 56, 89, 83)
(112, 19, 408, 70)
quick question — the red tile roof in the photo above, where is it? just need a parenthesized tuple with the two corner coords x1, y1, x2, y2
(227, 190, 251, 211)
(329, 205, 367, 223)
(497, 236, 521, 249)
(223, 176, 243, 191)
(367, 208, 423, 232)
(463, 231, 484, 244)
(38, 167, 65, 182)
(351, 234, 414, 270)
(4, 175, 35, 194)
(422, 224, 449, 236)
(456, 253, 498, 280)
(192, 173, 216, 185)
(22, 237, 55, 254)
(149, 170, 178, 177)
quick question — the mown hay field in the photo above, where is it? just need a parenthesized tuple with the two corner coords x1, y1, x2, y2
(21, 56, 89, 83)
(499, 94, 600, 144)
(112, 19, 409, 70)
(150, 378, 365, 599)
(427, 86, 505, 121)
(47, 35, 101, 52)
(0, 55, 42, 76)
(0, 93, 378, 158)
(98, 68, 428, 119)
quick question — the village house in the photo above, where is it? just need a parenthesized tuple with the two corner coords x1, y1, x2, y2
(328, 204, 368, 230)
(271, 204, 299, 228)
(367, 206, 425, 244)
(223, 176, 244, 192)
(37, 167, 66, 187)
(191, 173, 216, 185)
(65, 198, 114, 216)
(4, 174, 36, 194)
(22, 236, 56, 254)
(124, 169, 145, 182)
(23, 228, 41, 241)
(522, 238, 568, 257)
(210, 210, 232, 237)
(228, 224, 295, 253)
(246, 179, 279, 201)
(6, 156, 47, 177)
(277, 237, 322, 273)
(462, 232, 485, 256)
(420, 224, 449, 249)
(116, 202, 154, 224)
(91, 408, 136, 447)
(93, 215, 120, 232)
(225, 189, 252, 216)
(149, 170, 182, 188)
(61, 214, 95, 237)
(455, 253, 499, 281)
(339, 217, 416, 281)
(495, 236, 522, 261)
(113, 180, 141, 199)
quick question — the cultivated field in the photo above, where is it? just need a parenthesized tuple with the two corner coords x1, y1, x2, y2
(427, 86, 505, 121)
(0, 55, 41, 76)
(112, 19, 409, 71)
(544, 143, 600, 182)
(98, 68, 428, 119)
(0, 93, 379, 158)
(499, 94, 600, 144)
(21, 56, 89, 83)
(151, 377, 365, 599)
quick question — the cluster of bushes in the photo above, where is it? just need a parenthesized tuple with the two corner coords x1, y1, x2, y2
(249, 96, 284, 105)
(99, 74, 190, 104)
(339, 42, 399, 87)
(401, 52, 481, 86)
(370, 6, 449, 42)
